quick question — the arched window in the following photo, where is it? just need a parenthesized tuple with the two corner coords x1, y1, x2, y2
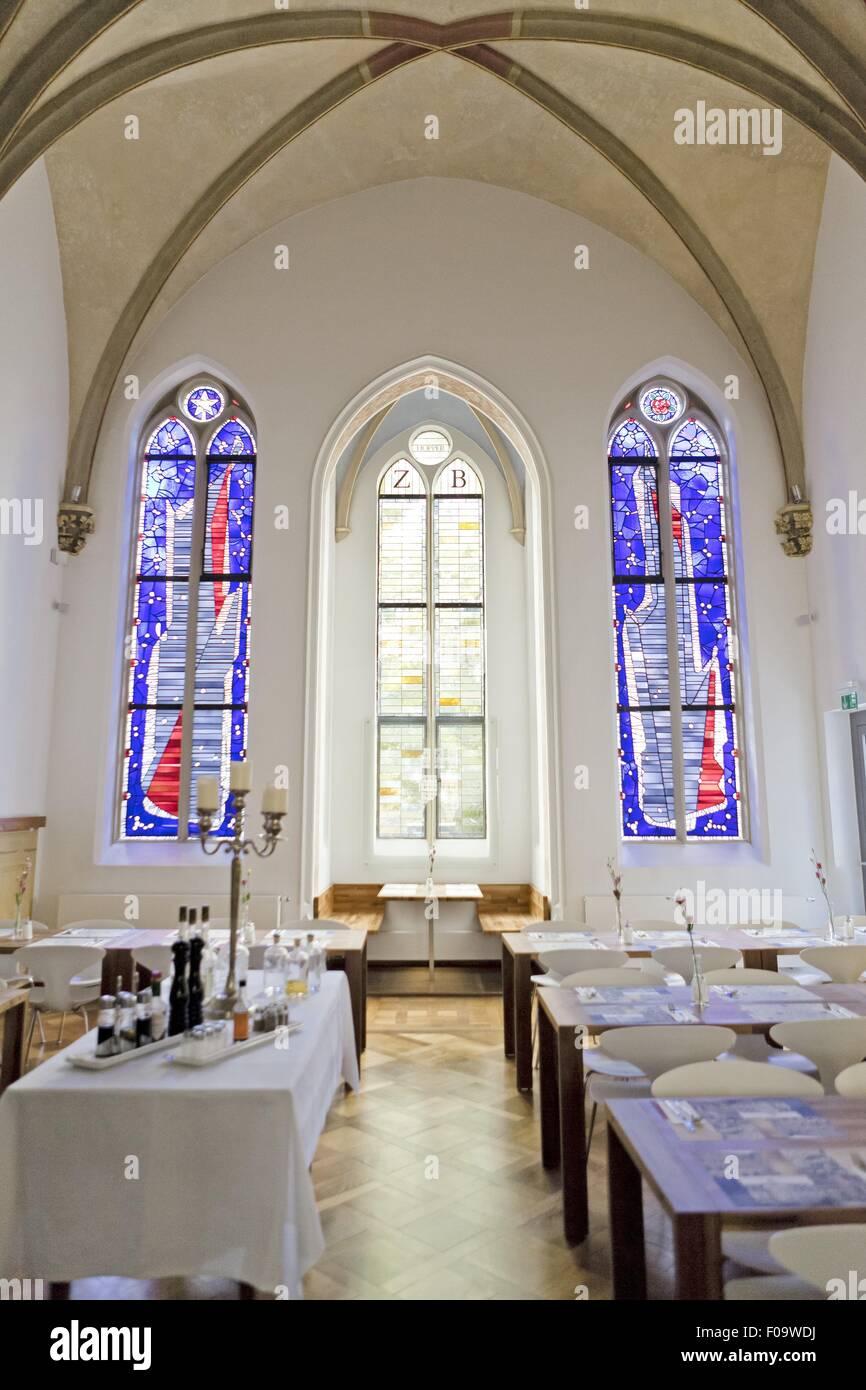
(120, 378, 256, 839)
(608, 382, 743, 840)
(376, 438, 486, 840)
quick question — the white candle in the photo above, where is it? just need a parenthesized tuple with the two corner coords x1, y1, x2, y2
(263, 783, 288, 815)
(197, 776, 219, 812)
(230, 760, 252, 792)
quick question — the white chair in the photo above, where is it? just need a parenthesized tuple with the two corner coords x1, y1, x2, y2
(559, 967, 650, 988)
(703, 967, 787, 986)
(769, 1018, 866, 1092)
(622, 957, 668, 982)
(628, 919, 682, 933)
(532, 948, 628, 987)
(836, 1060, 866, 1096)
(131, 946, 174, 982)
(9, 944, 105, 1060)
(0, 918, 50, 937)
(771, 1225, 866, 1293)
(60, 919, 130, 934)
(653, 945, 741, 983)
(651, 1059, 824, 1098)
(726, 1225, 866, 1301)
(585, 1026, 736, 1153)
(799, 946, 866, 984)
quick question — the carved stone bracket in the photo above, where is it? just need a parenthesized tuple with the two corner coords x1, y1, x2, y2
(57, 501, 95, 555)
(774, 497, 813, 557)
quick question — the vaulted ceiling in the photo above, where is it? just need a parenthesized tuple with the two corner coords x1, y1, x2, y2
(1, 0, 864, 508)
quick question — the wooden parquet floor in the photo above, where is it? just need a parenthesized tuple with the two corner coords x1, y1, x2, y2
(14, 997, 677, 1300)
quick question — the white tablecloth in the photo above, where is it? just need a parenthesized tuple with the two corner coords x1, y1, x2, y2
(0, 971, 358, 1293)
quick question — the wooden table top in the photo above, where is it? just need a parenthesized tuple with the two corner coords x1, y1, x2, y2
(502, 926, 831, 958)
(537, 981, 866, 1035)
(377, 883, 483, 901)
(22, 925, 367, 954)
(607, 1095, 866, 1220)
(0, 984, 29, 1015)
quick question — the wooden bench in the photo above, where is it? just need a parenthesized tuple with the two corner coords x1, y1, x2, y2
(476, 884, 550, 933)
(314, 885, 384, 933)
(314, 882, 549, 934)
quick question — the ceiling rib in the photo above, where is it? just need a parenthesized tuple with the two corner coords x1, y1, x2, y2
(64, 42, 427, 501)
(460, 43, 805, 498)
(738, 0, 866, 130)
(0, 0, 145, 157)
(2, 9, 864, 202)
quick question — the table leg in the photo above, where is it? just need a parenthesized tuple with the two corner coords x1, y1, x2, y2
(557, 1022, 587, 1245)
(428, 913, 435, 986)
(502, 941, 515, 1058)
(332, 953, 364, 1066)
(674, 1214, 723, 1300)
(514, 954, 534, 1092)
(360, 940, 367, 1052)
(538, 1002, 560, 1168)
(0, 995, 26, 1091)
(741, 947, 764, 971)
(608, 1124, 646, 1299)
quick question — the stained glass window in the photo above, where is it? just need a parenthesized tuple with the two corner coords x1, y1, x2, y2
(609, 397, 743, 841)
(376, 449, 486, 839)
(120, 387, 256, 840)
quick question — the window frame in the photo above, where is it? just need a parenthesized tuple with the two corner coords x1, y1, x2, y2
(374, 437, 488, 844)
(607, 386, 747, 844)
(116, 379, 257, 843)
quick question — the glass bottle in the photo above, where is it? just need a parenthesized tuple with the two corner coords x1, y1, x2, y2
(691, 952, 708, 1007)
(188, 933, 204, 1028)
(150, 972, 167, 1041)
(285, 937, 309, 998)
(135, 987, 153, 1047)
(117, 987, 138, 1052)
(96, 995, 117, 1057)
(200, 920, 217, 1002)
(233, 979, 250, 1042)
(264, 931, 289, 996)
(169, 936, 190, 1036)
(305, 933, 324, 994)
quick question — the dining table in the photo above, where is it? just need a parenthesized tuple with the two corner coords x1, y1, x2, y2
(0, 984, 28, 1093)
(535, 979, 866, 1245)
(25, 923, 369, 1064)
(501, 924, 848, 1093)
(0, 970, 359, 1298)
(607, 1094, 866, 1299)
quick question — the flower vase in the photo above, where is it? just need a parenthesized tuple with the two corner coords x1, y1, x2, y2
(615, 900, 623, 944)
(13, 906, 22, 941)
(826, 914, 837, 944)
(691, 953, 708, 1007)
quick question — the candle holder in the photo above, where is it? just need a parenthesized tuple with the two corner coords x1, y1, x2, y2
(197, 788, 285, 1017)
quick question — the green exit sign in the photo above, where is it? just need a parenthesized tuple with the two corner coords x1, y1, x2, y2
(842, 690, 859, 711)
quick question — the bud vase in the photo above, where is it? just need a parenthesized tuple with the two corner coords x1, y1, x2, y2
(691, 954, 708, 1007)
(826, 915, 837, 944)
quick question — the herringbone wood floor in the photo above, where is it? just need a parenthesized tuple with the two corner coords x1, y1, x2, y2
(15, 997, 677, 1300)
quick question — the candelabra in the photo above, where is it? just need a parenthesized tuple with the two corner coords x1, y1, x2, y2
(197, 786, 285, 1017)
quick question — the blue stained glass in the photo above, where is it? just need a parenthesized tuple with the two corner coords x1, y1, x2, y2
(203, 461, 253, 575)
(618, 708, 676, 838)
(609, 419, 657, 457)
(123, 399, 256, 841)
(610, 463, 661, 577)
(145, 417, 194, 456)
(671, 418, 720, 458)
(614, 583, 670, 709)
(208, 418, 256, 456)
(136, 458, 196, 578)
(682, 703, 741, 838)
(677, 582, 735, 710)
(183, 385, 224, 423)
(670, 456, 726, 580)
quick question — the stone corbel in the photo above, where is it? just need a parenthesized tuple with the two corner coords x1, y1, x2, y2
(57, 501, 95, 555)
(774, 490, 812, 557)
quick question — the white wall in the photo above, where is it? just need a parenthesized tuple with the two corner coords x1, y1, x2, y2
(803, 155, 866, 914)
(0, 160, 68, 820)
(38, 178, 825, 925)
